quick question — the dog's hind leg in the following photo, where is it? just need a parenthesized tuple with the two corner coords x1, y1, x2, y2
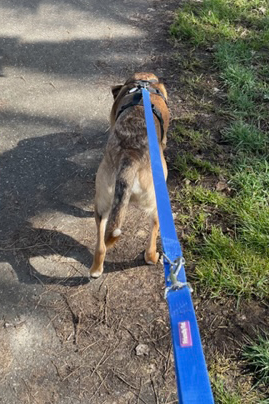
(90, 211, 108, 278)
(144, 210, 160, 265)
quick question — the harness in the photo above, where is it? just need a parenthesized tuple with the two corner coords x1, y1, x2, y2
(115, 79, 167, 140)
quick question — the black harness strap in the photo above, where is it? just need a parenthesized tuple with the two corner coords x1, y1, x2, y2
(115, 80, 166, 141)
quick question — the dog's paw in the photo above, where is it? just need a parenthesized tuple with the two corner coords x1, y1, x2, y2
(144, 251, 160, 265)
(90, 265, 104, 278)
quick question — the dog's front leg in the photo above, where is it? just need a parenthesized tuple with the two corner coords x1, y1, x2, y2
(90, 211, 108, 278)
(144, 210, 160, 265)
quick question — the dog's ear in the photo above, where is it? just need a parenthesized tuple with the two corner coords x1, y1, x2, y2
(111, 85, 123, 100)
(158, 83, 168, 101)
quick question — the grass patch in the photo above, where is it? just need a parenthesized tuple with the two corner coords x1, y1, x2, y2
(212, 379, 241, 404)
(172, 125, 222, 180)
(171, 0, 269, 47)
(222, 121, 269, 154)
(243, 334, 269, 388)
(231, 158, 269, 201)
(170, 0, 269, 401)
(214, 42, 269, 117)
(179, 185, 269, 298)
(194, 226, 269, 299)
(209, 353, 266, 403)
(171, 0, 269, 301)
(174, 152, 221, 181)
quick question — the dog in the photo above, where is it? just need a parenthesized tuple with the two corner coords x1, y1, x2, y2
(90, 72, 170, 278)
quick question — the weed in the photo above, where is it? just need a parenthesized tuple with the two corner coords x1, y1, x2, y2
(209, 353, 264, 403)
(222, 121, 269, 154)
(172, 124, 206, 147)
(174, 153, 221, 180)
(231, 158, 269, 201)
(212, 378, 241, 404)
(242, 334, 269, 388)
(194, 226, 269, 299)
(184, 185, 226, 208)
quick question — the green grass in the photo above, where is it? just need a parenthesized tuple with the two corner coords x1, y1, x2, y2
(214, 42, 269, 117)
(194, 226, 269, 299)
(232, 159, 269, 199)
(173, 152, 221, 181)
(179, 184, 269, 298)
(222, 122, 269, 154)
(243, 334, 269, 388)
(171, 0, 269, 301)
(171, 0, 269, 47)
(171, 0, 269, 401)
(208, 353, 266, 404)
(212, 379, 241, 404)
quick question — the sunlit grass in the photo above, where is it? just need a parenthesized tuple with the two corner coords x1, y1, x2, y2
(222, 122, 269, 154)
(171, 0, 269, 401)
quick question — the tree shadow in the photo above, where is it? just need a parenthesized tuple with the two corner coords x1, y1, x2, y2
(0, 35, 149, 79)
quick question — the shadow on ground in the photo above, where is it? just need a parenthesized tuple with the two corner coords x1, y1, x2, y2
(0, 121, 147, 285)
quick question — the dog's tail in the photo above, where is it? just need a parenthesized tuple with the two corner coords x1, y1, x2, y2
(105, 157, 139, 248)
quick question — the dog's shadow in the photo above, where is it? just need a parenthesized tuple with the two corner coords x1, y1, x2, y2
(0, 129, 146, 286)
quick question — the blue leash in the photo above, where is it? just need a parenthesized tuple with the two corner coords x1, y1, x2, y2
(142, 88, 214, 404)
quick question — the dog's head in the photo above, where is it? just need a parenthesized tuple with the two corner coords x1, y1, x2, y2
(110, 73, 169, 134)
(111, 72, 168, 102)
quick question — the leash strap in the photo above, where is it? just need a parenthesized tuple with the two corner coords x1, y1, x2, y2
(142, 88, 214, 404)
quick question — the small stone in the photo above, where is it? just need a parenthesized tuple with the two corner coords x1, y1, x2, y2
(135, 343, 150, 356)
(147, 363, 156, 373)
(216, 180, 228, 191)
(258, 7, 266, 14)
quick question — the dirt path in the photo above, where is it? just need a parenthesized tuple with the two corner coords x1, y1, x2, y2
(0, 1, 179, 403)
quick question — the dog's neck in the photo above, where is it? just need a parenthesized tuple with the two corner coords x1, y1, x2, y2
(114, 81, 167, 140)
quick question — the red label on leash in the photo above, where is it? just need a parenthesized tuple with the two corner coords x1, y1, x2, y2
(178, 321, 192, 347)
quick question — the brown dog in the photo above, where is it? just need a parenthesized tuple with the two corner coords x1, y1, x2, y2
(90, 73, 170, 278)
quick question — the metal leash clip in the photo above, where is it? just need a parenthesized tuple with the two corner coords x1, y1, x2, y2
(163, 254, 193, 298)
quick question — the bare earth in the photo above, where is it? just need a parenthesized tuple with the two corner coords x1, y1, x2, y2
(0, 1, 180, 403)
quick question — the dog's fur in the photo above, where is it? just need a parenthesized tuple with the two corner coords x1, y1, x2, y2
(90, 73, 170, 278)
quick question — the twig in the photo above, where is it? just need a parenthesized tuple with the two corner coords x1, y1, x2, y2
(79, 340, 98, 354)
(164, 343, 172, 377)
(121, 325, 139, 342)
(48, 82, 56, 89)
(62, 365, 83, 382)
(61, 294, 79, 345)
(21, 378, 37, 403)
(88, 371, 109, 401)
(113, 371, 148, 404)
(103, 286, 109, 324)
(91, 341, 120, 377)
(97, 370, 110, 394)
(136, 377, 142, 404)
(91, 348, 109, 377)
(150, 375, 159, 404)
(113, 371, 137, 390)
(51, 360, 63, 381)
